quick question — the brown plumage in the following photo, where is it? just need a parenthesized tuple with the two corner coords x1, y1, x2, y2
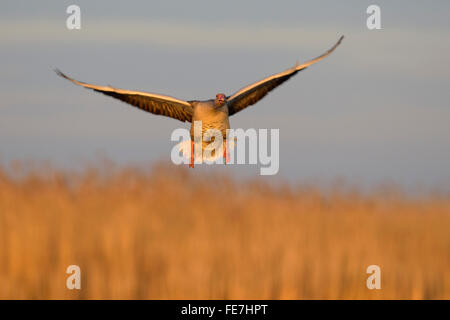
(226, 36, 344, 115)
(55, 69, 194, 122)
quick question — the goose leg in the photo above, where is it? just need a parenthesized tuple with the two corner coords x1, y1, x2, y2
(223, 140, 230, 165)
(189, 140, 195, 168)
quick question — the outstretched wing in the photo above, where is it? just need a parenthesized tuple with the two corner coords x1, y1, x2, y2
(227, 36, 344, 116)
(55, 69, 194, 122)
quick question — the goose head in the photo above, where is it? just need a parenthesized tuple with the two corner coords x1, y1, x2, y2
(215, 93, 227, 107)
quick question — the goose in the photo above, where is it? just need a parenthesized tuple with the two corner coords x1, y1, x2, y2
(56, 36, 344, 168)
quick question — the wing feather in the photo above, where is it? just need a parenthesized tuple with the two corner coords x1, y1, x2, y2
(55, 69, 194, 122)
(227, 36, 344, 116)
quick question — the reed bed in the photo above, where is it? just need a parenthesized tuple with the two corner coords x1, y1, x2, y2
(0, 162, 449, 299)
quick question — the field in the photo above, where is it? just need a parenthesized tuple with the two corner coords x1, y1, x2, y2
(0, 162, 449, 299)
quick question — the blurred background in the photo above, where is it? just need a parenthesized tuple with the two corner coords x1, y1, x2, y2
(0, 0, 449, 299)
(1, 0, 450, 189)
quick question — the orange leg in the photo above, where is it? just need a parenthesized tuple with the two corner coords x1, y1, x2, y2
(189, 140, 195, 168)
(223, 141, 230, 165)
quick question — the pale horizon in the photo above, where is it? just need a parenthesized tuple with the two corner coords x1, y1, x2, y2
(1, 0, 450, 190)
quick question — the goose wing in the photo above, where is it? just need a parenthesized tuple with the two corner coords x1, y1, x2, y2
(227, 36, 344, 116)
(56, 69, 194, 122)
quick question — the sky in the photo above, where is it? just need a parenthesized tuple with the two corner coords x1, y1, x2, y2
(1, 1, 450, 190)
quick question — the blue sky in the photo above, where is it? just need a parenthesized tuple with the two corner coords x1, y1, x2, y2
(1, 1, 450, 189)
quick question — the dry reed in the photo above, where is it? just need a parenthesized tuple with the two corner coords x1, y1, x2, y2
(0, 162, 449, 299)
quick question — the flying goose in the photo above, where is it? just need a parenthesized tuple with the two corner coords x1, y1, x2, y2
(56, 36, 344, 167)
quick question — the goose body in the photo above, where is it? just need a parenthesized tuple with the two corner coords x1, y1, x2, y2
(190, 100, 230, 140)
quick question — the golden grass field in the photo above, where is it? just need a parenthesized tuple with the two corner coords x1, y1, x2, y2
(0, 161, 449, 299)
